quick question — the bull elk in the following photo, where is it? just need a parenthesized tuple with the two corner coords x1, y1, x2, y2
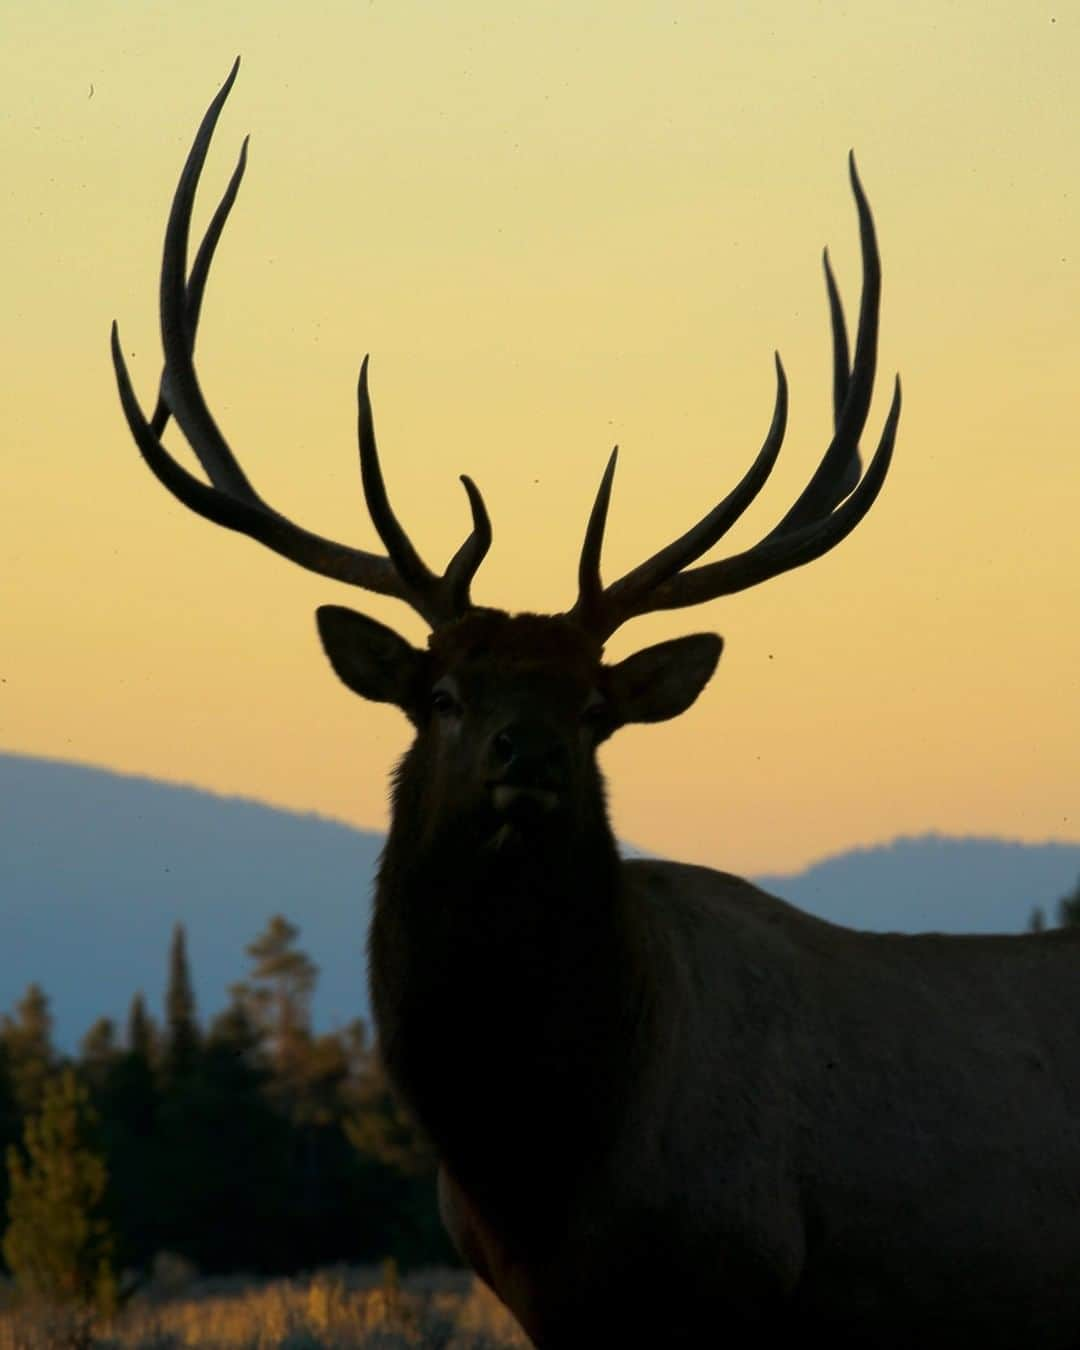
(112, 62, 1080, 1350)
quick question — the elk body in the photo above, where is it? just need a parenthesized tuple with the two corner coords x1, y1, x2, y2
(113, 63, 1080, 1349)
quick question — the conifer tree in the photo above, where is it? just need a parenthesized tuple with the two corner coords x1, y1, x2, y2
(126, 992, 157, 1064)
(1057, 875, 1080, 928)
(79, 1018, 118, 1098)
(3, 1070, 117, 1312)
(0, 984, 55, 1117)
(117, 993, 158, 1135)
(154, 928, 207, 1260)
(1028, 875, 1080, 932)
(0, 1042, 19, 1249)
(191, 1000, 290, 1269)
(163, 924, 199, 1081)
(235, 915, 318, 1066)
(105, 995, 160, 1269)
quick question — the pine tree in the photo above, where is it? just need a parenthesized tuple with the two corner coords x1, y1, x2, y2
(192, 1000, 290, 1269)
(1, 984, 55, 1117)
(79, 1018, 118, 1099)
(1028, 876, 1080, 932)
(163, 924, 199, 1082)
(154, 928, 207, 1260)
(126, 992, 157, 1064)
(117, 994, 158, 1138)
(235, 915, 318, 1065)
(0, 1041, 20, 1256)
(3, 1070, 117, 1312)
(1057, 875, 1080, 928)
(105, 995, 160, 1270)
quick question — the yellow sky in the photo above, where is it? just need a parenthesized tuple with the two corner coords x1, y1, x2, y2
(2, 1, 1077, 875)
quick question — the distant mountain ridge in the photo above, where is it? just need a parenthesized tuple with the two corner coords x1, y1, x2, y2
(2, 752, 1078, 1049)
(1, 753, 382, 1052)
(755, 834, 1080, 934)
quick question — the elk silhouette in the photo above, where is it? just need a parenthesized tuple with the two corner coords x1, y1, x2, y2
(113, 61, 1080, 1350)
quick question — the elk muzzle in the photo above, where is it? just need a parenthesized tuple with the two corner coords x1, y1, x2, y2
(487, 719, 568, 818)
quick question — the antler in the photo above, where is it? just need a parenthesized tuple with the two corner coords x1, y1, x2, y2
(569, 154, 901, 642)
(111, 59, 491, 629)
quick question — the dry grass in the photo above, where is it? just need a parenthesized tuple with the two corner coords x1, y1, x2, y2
(0, 1265, 533, 1350)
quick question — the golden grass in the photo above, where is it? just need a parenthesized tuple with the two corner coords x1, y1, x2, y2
(0, 1265, 533, 1349)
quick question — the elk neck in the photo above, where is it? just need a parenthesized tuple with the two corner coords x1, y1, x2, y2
(370, 742, 649, 1241)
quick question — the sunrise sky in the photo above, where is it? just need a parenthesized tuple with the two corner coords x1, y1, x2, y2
(2, 0, 1077, 876)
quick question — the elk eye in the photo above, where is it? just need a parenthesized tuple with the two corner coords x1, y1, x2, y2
(431, 687, 461, 718)
(582, 693, 608, 728)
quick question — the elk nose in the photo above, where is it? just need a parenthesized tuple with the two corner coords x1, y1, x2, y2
(488, 721, 566, 788)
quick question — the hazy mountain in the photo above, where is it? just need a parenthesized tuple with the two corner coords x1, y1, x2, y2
(2, 752, 1078, 1049)
(1, 753, 381, 1051)
(755, 835, 1080, 934)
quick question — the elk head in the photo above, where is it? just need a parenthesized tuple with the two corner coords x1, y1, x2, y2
(111, 60, 900, 854)
(316, 606, 720, 859)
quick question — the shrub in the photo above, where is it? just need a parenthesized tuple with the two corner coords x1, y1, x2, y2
(3, 1069, 118, 1314)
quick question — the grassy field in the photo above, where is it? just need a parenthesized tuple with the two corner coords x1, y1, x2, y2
(0, 1265, 532, 1349)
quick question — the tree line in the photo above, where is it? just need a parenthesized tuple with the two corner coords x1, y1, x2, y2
(6, 877, 1077, 1309)
(1028, 874, 1080, 933)
(0, 916, 451, 1302)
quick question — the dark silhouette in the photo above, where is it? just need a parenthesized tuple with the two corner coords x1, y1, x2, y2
(125, 993, 156, 1064)
(101, 994, 159, 1269)
(163, 924, 199, 1084)
(0, 926, 445, 1281)
(1029, 872, 1080, 933)
(107, 61, 1080, 1350)
(1058, 874, 1080, 927)
(1, 985, 55, 1120)
(4, 754, 1078, 1052)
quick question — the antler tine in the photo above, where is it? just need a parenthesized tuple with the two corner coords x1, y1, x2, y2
(574, 447, 619, 633)
(444, 475, 493, 612)
(157, 57, 257, 500)
(113, 324, 408, 601)
(112, 61, 490, 629)
(568, 157, 898, 642)
(149, 130, 249, 438)
(356, 355, 436, 595)
(568, 357, 788, 632)
(355, 357, 493, 624)
(820, 245, 861, 508)
(637, 376, 900, 612)
(763, 152, 879, 537)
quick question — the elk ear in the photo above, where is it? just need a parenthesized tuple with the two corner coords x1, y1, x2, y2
(316, 605, 425, 716)
(606, 633, 723, 727)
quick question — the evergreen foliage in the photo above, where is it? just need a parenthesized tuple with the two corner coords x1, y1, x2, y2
(99, 997, 159, 1271)
(1, 984, 55, 1117)
(0, 1041, 20, 1256)
(79, 1018, 118, 1099)
(233, 914, 318, 1072)
(1028, 874, 1080, 933)
(0, 917, 451, 1294)
(125, 993, 156, 1064)
(3, 1069, 117, 1312)
(163, 924, 199, 1082)
(1057, 875, 1080, 928)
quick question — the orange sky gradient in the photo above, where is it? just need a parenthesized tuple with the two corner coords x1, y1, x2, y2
(2, 1, 1077, 876)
